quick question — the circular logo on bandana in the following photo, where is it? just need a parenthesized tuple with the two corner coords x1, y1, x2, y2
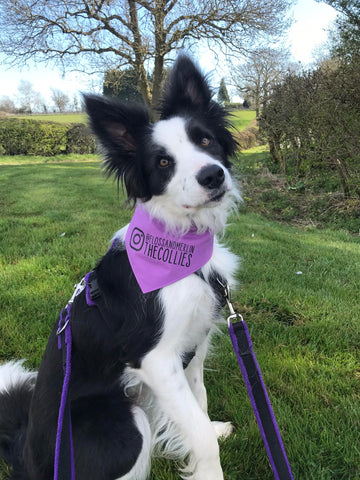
(129, 227, 145, 251)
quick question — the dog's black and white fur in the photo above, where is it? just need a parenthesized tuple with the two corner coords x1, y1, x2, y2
(0, 56, 240, 480)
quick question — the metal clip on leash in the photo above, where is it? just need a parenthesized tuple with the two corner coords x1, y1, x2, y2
(220, 280, 294, 480)
(219, 281, 244, 327)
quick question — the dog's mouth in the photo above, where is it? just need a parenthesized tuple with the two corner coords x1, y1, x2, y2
(183, 189, 227, 210)
(209, 190, 226, 203)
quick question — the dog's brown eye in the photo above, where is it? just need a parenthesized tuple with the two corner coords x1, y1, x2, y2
(159, 158, 169, 167)
(201, 137, 211, 147)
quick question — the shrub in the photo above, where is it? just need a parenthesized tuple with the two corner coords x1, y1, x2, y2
(227, 102, 244, 111)
(66, 123, 96, 154)
(0, 118, 97, 156)
(233, 119, 260, 150)
(0, 118, 67, 156)
(260, 61, 360, 198)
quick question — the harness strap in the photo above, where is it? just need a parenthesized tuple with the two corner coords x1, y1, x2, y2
(85, 271, 100, 306)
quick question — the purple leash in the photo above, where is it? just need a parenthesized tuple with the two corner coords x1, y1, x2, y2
(54, 278, 87, 480)
(222, 282, 294, 480)
(53, 242, 117, 480)
(55, 304, 75, 480)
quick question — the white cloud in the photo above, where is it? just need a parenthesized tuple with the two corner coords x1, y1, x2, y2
(287, 0, 337, 64)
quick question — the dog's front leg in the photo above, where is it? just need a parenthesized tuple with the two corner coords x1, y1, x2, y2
(185, 342, 234, 441)
(185, 340, 208, 413)
(140, 350, 224, 480)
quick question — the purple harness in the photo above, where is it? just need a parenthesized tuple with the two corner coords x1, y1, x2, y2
(55, 274, 97, 480)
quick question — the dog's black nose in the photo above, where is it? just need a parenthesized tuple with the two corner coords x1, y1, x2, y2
(196, 165, 225, 190)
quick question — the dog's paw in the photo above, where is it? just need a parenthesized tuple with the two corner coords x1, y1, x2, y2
(212, 421, 234, 439)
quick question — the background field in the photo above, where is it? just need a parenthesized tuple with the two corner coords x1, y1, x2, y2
(15, 113, 88, 124)
(0, 152, 359, 479)
(229, 110, 256, 131)
(13, 109, 256, 131)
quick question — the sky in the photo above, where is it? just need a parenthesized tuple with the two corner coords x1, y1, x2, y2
(287, 0, 337, 63)
(0, 0, 338, 108)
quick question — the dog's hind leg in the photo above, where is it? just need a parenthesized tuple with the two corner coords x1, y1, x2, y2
(0, 361, 37, 472)
(71, 393, 151, 480)
(118, 406, 152, 480)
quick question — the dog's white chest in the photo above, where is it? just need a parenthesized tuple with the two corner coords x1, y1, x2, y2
(158, 241, 238, 355)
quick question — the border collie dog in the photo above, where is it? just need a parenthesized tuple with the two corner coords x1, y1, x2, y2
(0, 56, 240, 480)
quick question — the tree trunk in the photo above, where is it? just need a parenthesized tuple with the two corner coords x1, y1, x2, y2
(269, 136, 286, 174)
(150, 0, 167, 120)
(128, 0, 152, 109)
(151, 54, 165, 120)
(334, 158, 351, 199)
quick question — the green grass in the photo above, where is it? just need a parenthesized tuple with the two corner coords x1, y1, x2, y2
(0, 153, 99, 165)
(229, 110, 256, 131)
(13, 110, 254, 130)
(14, 113, 87, 124)
(0, 157, 359, 479)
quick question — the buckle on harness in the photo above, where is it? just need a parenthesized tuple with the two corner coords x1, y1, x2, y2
(87, 271, 101, 300)
(56, 318, 70, 336)
(68, 278, 86, 306)
(56, 278, 86, 336)
(217, 279, 244, 327)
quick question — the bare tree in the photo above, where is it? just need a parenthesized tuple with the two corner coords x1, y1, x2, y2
(232, 48, 294, 117)
(51, 89, 70, 113)
(0, 96, 16, 113)
(73, 94, 80, 112)
(0, 0, 293, 114)
(17, 80, 45, 113)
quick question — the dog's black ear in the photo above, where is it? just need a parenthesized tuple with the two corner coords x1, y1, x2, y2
(159, 55, 212, 119)
(159, 56, 238, 159)
(84, 94, 151, 201)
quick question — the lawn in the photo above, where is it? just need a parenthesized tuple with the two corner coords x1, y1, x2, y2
(15, 113, 87, 124)
(0, 153, 99, 165)
(12, 109, 256, 130)
(230, 110, 257, 131)
(0, 156, 359, 479)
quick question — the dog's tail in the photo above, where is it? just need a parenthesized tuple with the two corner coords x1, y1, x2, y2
(0, 361, 37, 469)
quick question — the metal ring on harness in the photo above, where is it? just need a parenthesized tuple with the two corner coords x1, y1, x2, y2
(56, 318, 70, 336)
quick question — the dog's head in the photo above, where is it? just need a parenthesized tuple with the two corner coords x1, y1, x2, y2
(85, 55, 239, 233)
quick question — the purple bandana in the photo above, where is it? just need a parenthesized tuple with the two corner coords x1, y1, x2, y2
(125, 206, 214, 293)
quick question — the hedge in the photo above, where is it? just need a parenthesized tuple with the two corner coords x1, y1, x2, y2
(0, 117, 96, 156)
(65, 123, 96, 154)
(233, 119, 260, 150)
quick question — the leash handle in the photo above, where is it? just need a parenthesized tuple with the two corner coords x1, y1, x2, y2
(223, 284, 294, 480)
